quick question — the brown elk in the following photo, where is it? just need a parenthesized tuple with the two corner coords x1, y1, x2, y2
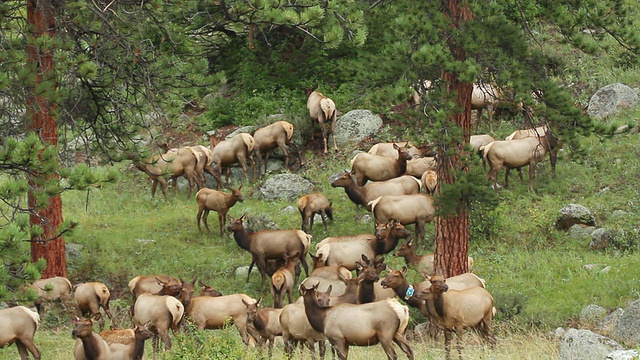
(305, 87, 338, 154)
(198, 281, 223, 297)
(505, 125, 559, 178)
(297, 193, 333, 233)
(196, 186, 244, 235)
(301, 283, 414, 360)
(252, 120, 303, 176)
(0, 306, 41, 360)
(243, 298, 283, 358)
(209, 132, 255, 188)
(74, 282, 114, 332)
(132, 147, 199, 202)
(394, 239, 473, 278)
(421, 169, 438, 195)
(72, 317, 112, 360)
(331, 172, 421, 210)
(271, 252, 300, 308)
(350, 144, 412, 186)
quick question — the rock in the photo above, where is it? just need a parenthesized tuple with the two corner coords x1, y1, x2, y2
(65, 243, 84, 259)
(597, 308, 624, 336)
(580, 304, 608, 324)
(606, 350, 640, 360)
(587, 83, 639, 120)
(569, 224, 596, 239)
(553, 327, 566, 340)
(614, 125, 630, 134)
(257, 174, 315, 201)
(559, 328, 623, 360)
(610, 299, 640, 347)
(590, 228, 616, 250)
(333, 110, 383, 148)
(556, 204, 596, 231)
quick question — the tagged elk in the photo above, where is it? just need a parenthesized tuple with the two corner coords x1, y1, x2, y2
(209, 132, 256, 188)
(196, 186, 244, 235)
(0, 306, 41, 360)
(305, 87, 338, 154)
(252, 120, 303, 176)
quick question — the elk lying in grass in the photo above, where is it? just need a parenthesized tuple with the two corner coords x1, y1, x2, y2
(416, 275, 496, 360)
(186, 294, 257, 345)
(505, 125, 559, 178)
(331, 172, 421, 210)
(99, 324, 154, 360)
(350, 144, 412, 186)
(132, 293, 184, 351)
(306, 87, 338, 154)
(196, 186, 244, 235)
(368, 141, 428, 159)
(421, 169, 438, 195)
(253, 120, 303, 176)
(72, 317, 112, 360)
(394, 239, 474, 278)
(74, 282, 114, 332)
(133, 147, 199, 202)
(369, 194, 436, 240)
(297, 193, 333, 233)
(271, 252, 300, 308)
(209, 132, 256, 188)
(481, 135, 552, 191)
(227, 214, 311, 287)
(302, 283, 414, 360)
(26, 276, 72, 317)
(280, 299, 328, 360)
(0, 306, 41, 360)
(243, 298, 283, 358)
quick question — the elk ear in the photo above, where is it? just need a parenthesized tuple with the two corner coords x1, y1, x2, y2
(326, 284, 332, 294)
(156, 278, 166, 286)
(393, 143, 400, 150)
(256, 298, 262, 306)
(191, 276, 197, 285)
(242, 299, 249, 306)
(401, 266, 408, 274)
(361, 254, 369, 262)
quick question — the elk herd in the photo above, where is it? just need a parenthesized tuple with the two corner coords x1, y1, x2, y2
(1, 85, 561, 360)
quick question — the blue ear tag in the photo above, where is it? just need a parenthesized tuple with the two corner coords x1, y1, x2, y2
(404, 285, 415, 300)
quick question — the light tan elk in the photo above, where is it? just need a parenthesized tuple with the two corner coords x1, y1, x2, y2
(505, 125, 560, 178)
(297, 193, 333, 233)
(469, 134, 495, 170)
(416, 275, 496, 360)
(26, 276, 72, 316)
(132, 293, 184, 351)
(331, 172, 421, 210)
(72, 317, 112, 360)
(368, 194, 436, 240)
(99, 324, 154, 360)
(302, 283, 414, 360)
(271, 252, 300, 308)
(368, 141, 428, 159)
(189, 145, 217, 185)
(186, 293, 257, 345)
(0, 306, 41, 360)
(196, 186, 244, 235)
(421, 169, 438, 195)
(253, 120, 302, 176)
(305, 87, 338, 153)
(280, 299, 329, 360)
(209, 132, 255, 188)
(350, 144, 412, 186)
(74, 282, 114, 331)
(132, 147, 199, 202)
(472, 82, 501, 132)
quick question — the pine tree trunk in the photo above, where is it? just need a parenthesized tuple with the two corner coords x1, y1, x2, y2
(26, 0, 66, 278)
(434, 0, 474, 278)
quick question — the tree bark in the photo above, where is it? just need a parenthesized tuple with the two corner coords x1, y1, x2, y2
(434, 0, 474, 278)
(27, 0, 66, 278)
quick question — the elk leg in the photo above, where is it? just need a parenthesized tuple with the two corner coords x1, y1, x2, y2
(379, 337, 398, 360)
(320, 210, 328, 231)
(444, 329, 453, 360)
(217, 211, 225, 237)
(16, 341, 29, 360)
(528, 161, 536, 192)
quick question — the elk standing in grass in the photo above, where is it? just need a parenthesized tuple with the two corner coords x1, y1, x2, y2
(186, 293, 258, 345)
(306, 87, 338, 154)
(297, 193, 333, 233)
(253, 120, 303, 176)
(271, 252, 300, 308)
(331, 172, 421, 210)
(74, 282, 114, 332)
(26, 276, 72, 317)
(0, 306, 41, 360)
(243, 298, 283, 358)
(350, 144, 413, 186)
(196, 186, 244, 235)
(209, 132, 256, 188)
(72, 317, 112, 360)
(132, 148, 199, 202)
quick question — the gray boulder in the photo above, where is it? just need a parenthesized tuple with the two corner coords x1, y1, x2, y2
(333, 110, 383, 148)
(610, 299, 640, 347)
(597, 308, 624, 336)
(559, 328, 623, 360)
(606, 350, 640, 360)
(569, 224, 596, 239)
(590, 228, 616, 250)
(588, 83, 639, 120)
(556, 204, 596, 230)
(580, 304, 608, 324)
(257, 174, 314, 201)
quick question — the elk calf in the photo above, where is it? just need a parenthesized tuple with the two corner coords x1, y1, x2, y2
(271, 253, 299, 308)
(196, 186, 244, 235)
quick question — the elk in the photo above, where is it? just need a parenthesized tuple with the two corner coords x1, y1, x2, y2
(394, 239, 474, 278)
(469, 134, 495, 170)
(227, 214, 311, 287)
(99, 324, 154, 360)
(189, 145, 217, 185)
(305, 87, 338, 154)
(421, 169, 438, 195)
(243, 298, 283, 358)
(252, 120, 303, 176)
(297, 193, 333, 233)
(505, 125, 559, 178)
(368, 194, 436, 240)
(128, 275, 181, 303)
(185, 294, 258, 345)
(350, 144, 412, 186)
(368, 141, 429, 159)
(416, 275, 496, 360)
(302, 283, 414, 360)
(74, 282, 114, 332)
(472, 82, 501, 132)
(132, 147, 199, 201)
(26, 276, 72, 316)
(405, 157, 437, 178)
(271, 252, 300, 308)
(72, 317, 112, 360)
(209, 132, 255, 188)
(196, 186, 244, 235)
(280, 299, 329, 360)
(132, 293, 184, 351)
(330, 172, 421, 210)
(198, 281, 223, 297)
(0, 306, 41, 360)
(309, 253, 352, 281)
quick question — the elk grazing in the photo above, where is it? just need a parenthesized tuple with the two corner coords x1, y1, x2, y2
(416, 275, 496, 360)
(297, 193, 334, 233)
(505, 125, 559, 178)
(350, 144, 412, 186)
(99, 324, 154, 360)
(227, 214, 311, 287)
(481, 134, 553, 191)
(368, 141, 428, 159)
(305, 87, 338, 154)
(470, 134, 495, 170)
(209, 132, 256, 188)
(302, 283, 414, 360)
(331, 172, 421, 210)
(132, 293, 184, 351)
(0, 306, 41, 360)
(472, 82, 501, 132)
(185, 294, 258, 345)
(271, 252, 300, 308)
(132, 147, 199, 202)
(26, 276, 72, 316)
(368, 194, 436, 240)
(252, 120, 303, 176)
(421, 169, 438, 195)
(196, 186, 244, 235)
(189, 145, 217, 185)
(394, 239, 474, 278)
(74, 282, 114, 332)
(243, 298, 283, 358)
(72, 317, 112, 360)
